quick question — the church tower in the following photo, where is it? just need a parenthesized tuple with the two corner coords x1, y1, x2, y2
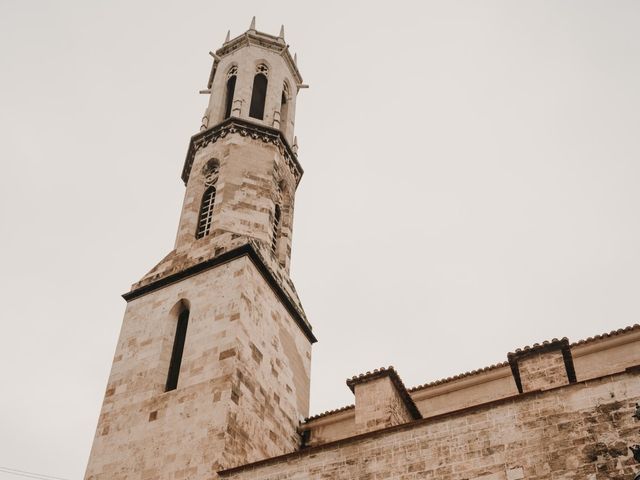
(84, 20, 315, 480)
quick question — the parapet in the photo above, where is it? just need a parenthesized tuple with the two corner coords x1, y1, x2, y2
(507, 337, 576, 393)
(346, 367, 421, 434)
(302, 324, 640, 448)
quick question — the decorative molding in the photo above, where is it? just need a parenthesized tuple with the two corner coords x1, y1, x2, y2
(215, 30, 303, 85)
(122, 243, 317, 344)
(181, 117, 303, 186)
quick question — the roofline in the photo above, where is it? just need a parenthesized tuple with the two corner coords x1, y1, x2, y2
(303, 324, 640, 422)
(215, 30, 303, 85)
(219, 364, 640, 476)
(122, 243, 317, 344)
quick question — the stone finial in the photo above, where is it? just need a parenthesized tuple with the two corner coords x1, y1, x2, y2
(249, 16, 256, 31)
(292, 136, 298, 155)
(278, 25, 285, 41)
(294, 52, 298, 65)
(224, 30, 230, 43)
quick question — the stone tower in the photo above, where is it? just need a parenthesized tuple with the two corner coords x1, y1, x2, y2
(84, 19, 315, 480)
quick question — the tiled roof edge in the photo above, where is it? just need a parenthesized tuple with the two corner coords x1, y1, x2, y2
(304, 404, 354, 422)
(570, 324, 640, 347)
(408, 361, 509, 392)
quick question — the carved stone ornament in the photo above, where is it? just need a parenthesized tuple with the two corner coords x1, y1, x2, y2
(202, 160, 220, 187)
(182, 118, 302, 186)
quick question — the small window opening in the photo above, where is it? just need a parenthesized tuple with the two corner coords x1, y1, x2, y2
(224, 66, 237, 119)
(249, 65, 269, 120)
(165, 308, 190, 392)
(271, 205, 281, 254)
(196, 186, 216, 239)
(280, 83, 290, 132)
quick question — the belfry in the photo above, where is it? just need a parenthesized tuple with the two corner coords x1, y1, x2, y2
(84, 19, 315, 479)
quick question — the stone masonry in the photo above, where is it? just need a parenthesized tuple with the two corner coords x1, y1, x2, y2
(84, 20, 640, 480)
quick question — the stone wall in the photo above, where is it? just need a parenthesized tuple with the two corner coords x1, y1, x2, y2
(304, 327, 640, 448)
(221, 368, 640, 480)
(84, 256, 312, 479)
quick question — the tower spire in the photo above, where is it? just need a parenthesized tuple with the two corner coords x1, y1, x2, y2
(224, 29, 230, 43)
(249, 16, 256, 31)
(278, 25, 285, 41)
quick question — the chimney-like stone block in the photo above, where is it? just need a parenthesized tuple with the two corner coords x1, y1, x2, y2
(346, 367, 421, 435)
(508, 338, 577, 393)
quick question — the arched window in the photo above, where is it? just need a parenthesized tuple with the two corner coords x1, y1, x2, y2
(196, 186, 216, 239)
(165, 307, 189, 392)
(224, 66, 237, 119)
(249, 64, 269, 120)
(271, 204, 281, 254)
(280, 82, 290, 132)
(196, 160, 219, 239)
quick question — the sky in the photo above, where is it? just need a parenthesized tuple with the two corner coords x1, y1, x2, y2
(1, 1, 640, 479)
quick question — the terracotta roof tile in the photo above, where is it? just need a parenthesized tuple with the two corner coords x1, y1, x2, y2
(303, 324, 640, 423)
(570, 324, 640, 346)
(304, 404, 354, 422)
(407, 361, 509, 392)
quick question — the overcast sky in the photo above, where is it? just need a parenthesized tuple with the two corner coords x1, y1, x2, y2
(1, 1, 640, 479)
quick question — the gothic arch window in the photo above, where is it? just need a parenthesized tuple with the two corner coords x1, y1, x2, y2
(249, 64, 269, 120)
(280, 82, 290, 132)
(224, 66, 238, 119)
(271, 204, 281, 254)
(165, 305, 190, 392)
(196, 160, 220, 239)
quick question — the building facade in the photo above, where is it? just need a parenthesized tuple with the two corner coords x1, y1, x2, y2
(85, 21, 640, 480)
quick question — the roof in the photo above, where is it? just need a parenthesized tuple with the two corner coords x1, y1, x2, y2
(303, 324, 640, 422)
(408, 361, 510, 393)
(305, 404, 354, 422)
(570, 324, 640, 347)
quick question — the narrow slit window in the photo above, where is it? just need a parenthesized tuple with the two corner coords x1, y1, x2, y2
(280, 83, 289, 131)
(196, 185, 216, 239)
(224, 67, 237, 119)
(249, 65, 268, 120)
(271, 205, 281, 254)
(165, 308, 190, 392)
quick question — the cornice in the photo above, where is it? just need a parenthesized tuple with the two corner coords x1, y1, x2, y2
(215, 31, 303, 85)
(122, 243, 317, 344)
(181, 117, 303, 186)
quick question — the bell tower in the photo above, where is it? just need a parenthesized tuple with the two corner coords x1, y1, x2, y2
(84, 19, 315, 480)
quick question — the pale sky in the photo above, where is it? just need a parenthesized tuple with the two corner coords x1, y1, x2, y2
(1, 1, 640, 479)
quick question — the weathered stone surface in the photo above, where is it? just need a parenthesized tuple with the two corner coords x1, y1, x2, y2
(222, 368, 640, 480)
(85, 257, 312, 479)
(85, 22, 640, 480)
